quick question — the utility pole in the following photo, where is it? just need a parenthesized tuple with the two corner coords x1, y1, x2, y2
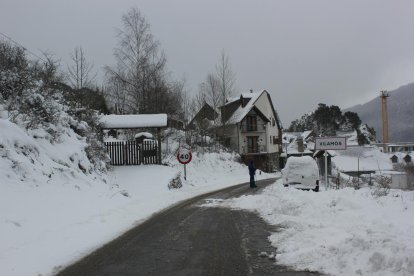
(380, 90, 390, 148)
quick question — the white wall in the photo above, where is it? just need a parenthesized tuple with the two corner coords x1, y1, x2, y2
(390, 173, 408, 189)
(254, 92, 280, 154)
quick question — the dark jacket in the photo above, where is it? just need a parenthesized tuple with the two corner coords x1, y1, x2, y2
(248, 161, 256, 176)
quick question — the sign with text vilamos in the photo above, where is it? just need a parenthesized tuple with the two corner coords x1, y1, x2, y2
(315, 137, 347, 150)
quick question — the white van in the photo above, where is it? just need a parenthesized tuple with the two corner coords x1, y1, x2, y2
(282, 156, 320, 191)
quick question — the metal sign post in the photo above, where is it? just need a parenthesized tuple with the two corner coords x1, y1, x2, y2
(184, 164, 187, 180)
(315, 137, 347, 190)
(324, 151, 328, 189)
(177, 148, 192, 180)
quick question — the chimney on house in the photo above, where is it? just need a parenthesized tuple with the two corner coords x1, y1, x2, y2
(240, 94, 245, 107)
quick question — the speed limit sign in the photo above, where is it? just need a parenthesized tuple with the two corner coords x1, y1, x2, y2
(177, 148, 192, 164)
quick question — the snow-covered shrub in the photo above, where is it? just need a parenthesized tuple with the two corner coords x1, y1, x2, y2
(168, 172, 182, 189)
(371, 175, 391, 197)
(10, 86, 69, 138)
(80, 111, 109, 172)
(0, 40, 109, 174)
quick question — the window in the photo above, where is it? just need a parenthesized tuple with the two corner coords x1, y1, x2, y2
(247, 136, 258, 153)
(246, 115, 257, 131)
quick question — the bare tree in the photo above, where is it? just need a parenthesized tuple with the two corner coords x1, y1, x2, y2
(216, 50, 236, 106)
(180, 88, 192, 126)
(39, 51, 65, 87)
(192, 83, 208, 116)
(104, 72, 129, 114)
(105, 7, 167, 114)
(67, 46, 95, 89)
(205, 73, 220, 124)
(169, 78, 189, 123)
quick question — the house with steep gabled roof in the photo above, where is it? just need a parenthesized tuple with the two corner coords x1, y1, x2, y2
(216, 89, 283, 172)
(187, 103, 219, 130)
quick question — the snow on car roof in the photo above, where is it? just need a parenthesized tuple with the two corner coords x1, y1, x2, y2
(283, 156, 319, 177)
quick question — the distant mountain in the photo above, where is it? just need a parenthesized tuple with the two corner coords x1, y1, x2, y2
(345, 83, 414, 142)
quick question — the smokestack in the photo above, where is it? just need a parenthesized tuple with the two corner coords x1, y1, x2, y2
(380, 90, 390, 145)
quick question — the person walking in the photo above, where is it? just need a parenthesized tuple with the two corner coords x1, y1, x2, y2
(248, 160, 257, 188)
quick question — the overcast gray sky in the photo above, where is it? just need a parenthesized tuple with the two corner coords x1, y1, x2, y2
(1, 0, 414, 126)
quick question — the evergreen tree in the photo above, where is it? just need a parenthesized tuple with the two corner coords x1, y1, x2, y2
(288, 103, 374, 144)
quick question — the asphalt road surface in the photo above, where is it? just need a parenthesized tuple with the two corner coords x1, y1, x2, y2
(57, 178, 320, 276)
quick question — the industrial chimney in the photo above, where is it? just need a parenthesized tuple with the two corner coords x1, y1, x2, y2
(380, 90, 390, 145)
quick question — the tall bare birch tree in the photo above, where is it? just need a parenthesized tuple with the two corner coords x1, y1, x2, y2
(216, 50, 235, 106)
(67, 46, 95, 89)
(105, 7, 167, 114)
(205, 73, 220, 124)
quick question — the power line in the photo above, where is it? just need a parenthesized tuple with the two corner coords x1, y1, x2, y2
(0, 31, 46, 62)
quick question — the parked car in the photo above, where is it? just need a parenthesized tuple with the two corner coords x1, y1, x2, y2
(282, 156, 319, 191)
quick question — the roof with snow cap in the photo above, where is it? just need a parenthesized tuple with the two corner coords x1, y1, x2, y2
(100, 114, 168, 129)
(224, 90, 265, 125)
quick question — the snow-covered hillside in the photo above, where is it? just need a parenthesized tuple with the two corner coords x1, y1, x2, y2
(0, 118, 272, 276)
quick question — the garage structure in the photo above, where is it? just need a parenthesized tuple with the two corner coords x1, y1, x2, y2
(100, 114, 167, 165)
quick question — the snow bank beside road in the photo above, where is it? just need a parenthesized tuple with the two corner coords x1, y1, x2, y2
(225, 181, 414, 276)
(0, 118, 275, 275)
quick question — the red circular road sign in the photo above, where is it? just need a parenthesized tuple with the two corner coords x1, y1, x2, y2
(177, 148, 192, 164)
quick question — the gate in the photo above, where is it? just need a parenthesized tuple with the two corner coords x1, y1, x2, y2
(105, 141, 158, 165)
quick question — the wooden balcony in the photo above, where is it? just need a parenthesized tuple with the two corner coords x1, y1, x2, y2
(240, 123, 266, 133)
(241, 145, 267, 154)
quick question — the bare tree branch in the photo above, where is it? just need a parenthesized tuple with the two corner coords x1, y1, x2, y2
(216, 50, 236, 106)
(67, 46, 96, 89)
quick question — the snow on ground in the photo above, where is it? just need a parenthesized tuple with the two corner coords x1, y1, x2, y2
(4, 116, 413, 276)
(0, 118, 274, 276)
(208, 181, 414, 276)
(330, 145, 394, 172)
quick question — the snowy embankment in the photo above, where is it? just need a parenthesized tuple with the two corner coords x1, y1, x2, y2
(214, 181, 414, 276)
(0, 118, 273, 276)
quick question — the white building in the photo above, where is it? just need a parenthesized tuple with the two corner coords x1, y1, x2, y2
(217, 90, 282, 172)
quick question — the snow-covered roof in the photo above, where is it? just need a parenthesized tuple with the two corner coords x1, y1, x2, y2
(282, 131, 314, 155)
(301, 130, 313, 140)
(100, 114, 167, 129)
(336, 130, 359, 146)
(134, 132, 154, 139)
(283, 131, 314, 142)
(283, 132, 302, 142)
(225, 90, 265, 124)
(388, 152, 413, 163)
(330, 145, 393, 172)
